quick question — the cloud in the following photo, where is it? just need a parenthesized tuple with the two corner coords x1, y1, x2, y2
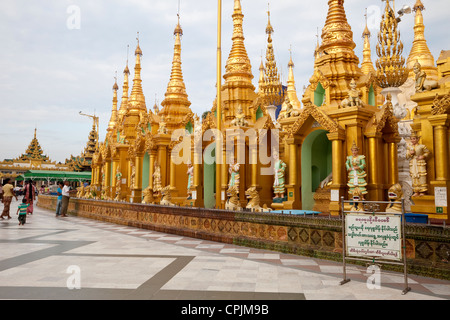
(0, 0, 449, 164)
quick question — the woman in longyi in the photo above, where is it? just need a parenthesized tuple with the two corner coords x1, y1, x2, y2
(346, 142, 368, 199)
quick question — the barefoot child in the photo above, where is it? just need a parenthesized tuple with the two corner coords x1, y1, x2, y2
(17, 198, 29, 226)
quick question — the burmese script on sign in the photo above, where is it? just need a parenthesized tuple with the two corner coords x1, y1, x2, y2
(345, 214, 402, 261)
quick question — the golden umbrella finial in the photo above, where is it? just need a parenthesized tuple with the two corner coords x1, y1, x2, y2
(376, 0, 408, 88)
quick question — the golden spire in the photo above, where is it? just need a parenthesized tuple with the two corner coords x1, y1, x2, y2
(107, 73, 119, 133)
(308, 0, 361, 108)
(223, 0, 254, 85)
(287, 47, 301, 108)
(127, 32, 147, 113)
(261, 3, 282, 106)
(159, 14, 192, 132)
(314, 27, 321, 61)
(320, 0, 356, 55)
(258, 56, 265, 94)
(118, 46, 131, 120)
(376, 0, 408, 88)
(361, 9, 375, 75)
(406, 0, 438, 81)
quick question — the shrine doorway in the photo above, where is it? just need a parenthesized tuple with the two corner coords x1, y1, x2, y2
(301, 129, 332, 210)
(203, 143, 216, 209)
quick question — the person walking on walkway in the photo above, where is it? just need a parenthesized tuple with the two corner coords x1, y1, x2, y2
(60, 181, 71, 217)
(55, 181, 63, 217)
(24, 180, 36, 215)
(17, 198, 29, 226)
(1, 179, 17, 219)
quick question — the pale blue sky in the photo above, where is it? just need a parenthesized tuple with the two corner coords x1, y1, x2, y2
(0, 0, 448, 163)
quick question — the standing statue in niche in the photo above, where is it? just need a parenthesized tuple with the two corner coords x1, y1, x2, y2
(273, 151, 287, 200)
(406, 132, 430, 197)
(114, 166, 123, 201)
(130, 165, 136, 190)
(228, 158, 240, 190)
(186, 161, 194, 199)
(346, 142, 368, 200)
(153, 161, 162, 197)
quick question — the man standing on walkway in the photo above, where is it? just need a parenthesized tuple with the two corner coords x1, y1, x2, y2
(55, 181, 64, 217)
(60, 181, 71, 217)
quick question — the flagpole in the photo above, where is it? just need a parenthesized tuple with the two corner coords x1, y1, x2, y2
(215, 0, 223, 209)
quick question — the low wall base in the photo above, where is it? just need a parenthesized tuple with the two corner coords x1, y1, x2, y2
(37, 195, 450, 280)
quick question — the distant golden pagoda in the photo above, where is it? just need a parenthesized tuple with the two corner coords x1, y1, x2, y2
(18, 129, 50, 163)
(66, 123, 98, 172)
(0, 129, 70, 181)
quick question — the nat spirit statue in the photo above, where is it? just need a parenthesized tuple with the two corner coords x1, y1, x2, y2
(346, 142, 368, 200)
(413, 60, 438, 93)
(153, 161, 162, 196)
(186, 162, 194, 199)
(273, 151, 287, 200)
(228, 158, 240, 190)
(341, 79, 364, 108)
(231, 106, 248, 127)
(284, 96, 300, 118)
(158, 116, 168, 134)
(130, 165, 136, 190)
(406, 132, 430, 196)
(114, 166, 123, 201)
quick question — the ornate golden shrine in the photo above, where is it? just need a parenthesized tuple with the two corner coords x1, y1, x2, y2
(89, 0, 449, 222)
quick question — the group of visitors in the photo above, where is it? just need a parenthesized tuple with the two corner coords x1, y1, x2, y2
(0, 179, 35, 225)
(0, 179, 71, 226)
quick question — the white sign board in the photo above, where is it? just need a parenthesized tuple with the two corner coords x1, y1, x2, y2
(435, 187, 447, 207)
(345, 214, 402, 261)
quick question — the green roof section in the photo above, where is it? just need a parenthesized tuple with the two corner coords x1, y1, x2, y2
(21, 170, 91, 182)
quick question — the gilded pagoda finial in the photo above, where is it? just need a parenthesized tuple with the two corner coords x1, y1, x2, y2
(261, 3, 282, 106)
(361, 8, 375, 75)
(107, 73, 119, 133)
(128, 33, 146, 113)
(224, 0, 253, 84)
(159, 13, 192, 133)
(320, 0, 356, 55)
(375, 0, 408, 88)
(118, 48, 131, 122)
(406, 0, 438, 81)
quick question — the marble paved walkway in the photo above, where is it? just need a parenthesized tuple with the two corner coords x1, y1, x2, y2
(0, 197, 449, 301)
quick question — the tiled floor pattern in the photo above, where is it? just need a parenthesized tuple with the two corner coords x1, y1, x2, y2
(0, 197, 449, 300)
(71, 216, 450, 298)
